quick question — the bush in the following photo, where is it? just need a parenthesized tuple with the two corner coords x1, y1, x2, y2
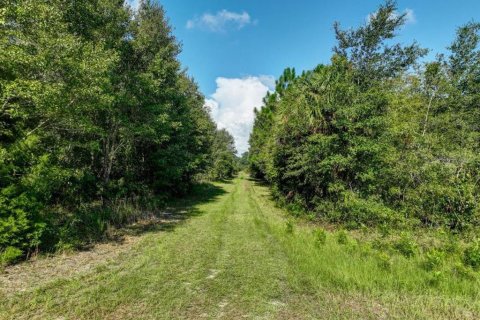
(414, 181, 478, 230)
(338, 192, 398, 227)
(0, 246, 23, 266)
(377, 252, 392, 270)
(372, 238, 392, 251)
(314, 228, 327, 246)
(286, 197, 306, 217)
(393, 233, 417, 258)
(443, 236, 461, 255)
(427, 271, 443, 287)
(423, 249, 445, 271)
(0, 190, 47, 256)
(337, 230, 349, 245)
(463, 240, 480, 269)
(378, 223, 391, 238)
(452, 263, 477, 280)
(359, 242, 374, 257)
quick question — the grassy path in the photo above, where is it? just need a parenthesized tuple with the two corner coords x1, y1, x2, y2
(1, 173, 479, 319)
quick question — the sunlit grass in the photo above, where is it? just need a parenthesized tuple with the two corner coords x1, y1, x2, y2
(1, 173, 479, 319)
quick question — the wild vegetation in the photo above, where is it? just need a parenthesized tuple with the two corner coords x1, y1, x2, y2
(1, 0, 480, 318)
(0, 0, 236, 265)
(205, 129, 238, 180)
(249, 0, 480, 276)
(250, 1, 480, 231)
(2, 175, 479, 319)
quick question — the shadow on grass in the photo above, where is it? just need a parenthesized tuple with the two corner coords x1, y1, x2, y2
(0, 182, 230, 292)
(209, 177, 235, 184)
(244, 175, 280, 204)
(111, 182, 229, 240)
(246, 175, 269, 187)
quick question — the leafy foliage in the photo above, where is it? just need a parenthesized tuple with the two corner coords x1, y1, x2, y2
(207, 129, 238, 180)
(249, 1, 480, 232)
(464, 241, 480, 269)
(0, 0, 222, 259)
(0, 246, 22, 266)
(314, 228, 327, 246)
(393, 234, 417, 258)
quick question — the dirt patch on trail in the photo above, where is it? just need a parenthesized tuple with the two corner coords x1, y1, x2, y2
(0, 235, 139, 296)
(0, 214, 184, 296)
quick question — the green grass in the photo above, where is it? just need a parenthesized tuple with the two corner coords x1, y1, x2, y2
(1, 173, 479, 319)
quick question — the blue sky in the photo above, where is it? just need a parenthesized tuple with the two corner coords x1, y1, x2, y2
(128, 0, 480, 153)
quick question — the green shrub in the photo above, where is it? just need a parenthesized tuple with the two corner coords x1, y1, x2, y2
(0, 190, 47, 257)
(314, 228, 327, 246)
(427, 271, 443, 287)
(452, 263, 477, 280)
(359, 242, 374, 257)
(414, 181, 478, 230)
(345, 221, 360, 230)
(393, 234, 417, 258)
(0, 246, 23, 266)
(378, 223, 391, 238)
(443, 236, 461, 254)
(423, 249, 445, 271)
(346, 239, 360, 253)
(377, 252, 392, 270)
(339, 192, 398, 227)
(463, 240, 480, 269)
(337, 230, 349, 245)
(372, 238, 391, 251)
(286, 198, 306, 217)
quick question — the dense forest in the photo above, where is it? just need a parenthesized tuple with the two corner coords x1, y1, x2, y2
(0, 0, 238, 264)
(249, 1, 480, 233)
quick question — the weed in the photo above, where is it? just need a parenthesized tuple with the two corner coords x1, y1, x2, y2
(423, 249, 445, 271)
(393, 233, 417, 258)
(463, 240, 480, 269)
(0, 246, 23, 266)
(427, 271, 443, 287)
(345, 221, 360, 230)
(314, 228, 327, 246)
(443, 236, 461, 254)
(285, 219, 294, 234)
(359, 242, 374, 258)
(452, 263, 477, 280)
(336, 230, 349, 245)
(378, 223, 391, 238)
(372, 238, 391, 252)
(377, 252, 392, 270)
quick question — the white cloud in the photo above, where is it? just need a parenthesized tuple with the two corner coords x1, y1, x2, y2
(206, 76, 275, 154)
(367, 8, 416, 25)
(404, 9, 416, 24)
(187, 10, 253, 32)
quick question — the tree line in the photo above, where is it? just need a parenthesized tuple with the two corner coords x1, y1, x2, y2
(249, 1, 480, 232)
(0, 0, 237, 264)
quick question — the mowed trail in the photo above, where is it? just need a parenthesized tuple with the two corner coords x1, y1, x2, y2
(1, 173, 478, 319)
